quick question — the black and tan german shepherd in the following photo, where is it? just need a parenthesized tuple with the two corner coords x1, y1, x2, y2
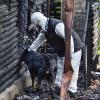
(21, 49, 53, 89)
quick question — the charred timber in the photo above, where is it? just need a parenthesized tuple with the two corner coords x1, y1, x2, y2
(0, 17, 17, 28)
(0, 49, 18, 66)
(0, 11, 17, 23)
(0, 55, 17, 70)
(0, 38, 18, 53)
(0, 74, 19, 93)
(0, 27, 17, 39)
(0, 8, 17, 18)
(0, 23, 16, 34)
(0, 59, 18, 78)
(0, 32, 18, 46)
(10, 2, 18, 8)
(0, 66, 19, 86)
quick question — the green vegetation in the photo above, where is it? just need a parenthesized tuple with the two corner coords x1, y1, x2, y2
(97, 2, 100, 55)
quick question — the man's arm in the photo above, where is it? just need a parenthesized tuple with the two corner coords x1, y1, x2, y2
(29, 32, 46, 52)
(55, 23, 74, 54)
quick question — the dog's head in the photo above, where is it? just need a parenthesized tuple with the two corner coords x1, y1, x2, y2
(21, 50, 53, 85)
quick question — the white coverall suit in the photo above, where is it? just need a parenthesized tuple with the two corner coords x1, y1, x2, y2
(28, 12, 82, 93)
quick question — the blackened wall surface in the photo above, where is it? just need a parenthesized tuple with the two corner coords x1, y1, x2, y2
(0, 0, 20, 92)
(0, 0, 48, 93)
(25, 0, 48, 48)
(73, 0, 87, 41)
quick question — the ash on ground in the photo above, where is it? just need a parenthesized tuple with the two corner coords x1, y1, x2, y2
(14, 80, 60, 100)
(75, 72, 100, 100)
(14, 72, 100, 100)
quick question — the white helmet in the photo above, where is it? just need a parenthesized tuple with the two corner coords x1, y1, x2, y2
(31, 12, 44, 25)
(29, 12, 47, 31)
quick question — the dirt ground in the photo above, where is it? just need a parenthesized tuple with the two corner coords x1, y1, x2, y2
(13, 72, 100, 100)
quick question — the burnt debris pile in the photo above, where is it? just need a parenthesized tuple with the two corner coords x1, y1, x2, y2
(75, 72, 100, 100)
(13, 72, 100, 100)
(13, 80, 60, 100)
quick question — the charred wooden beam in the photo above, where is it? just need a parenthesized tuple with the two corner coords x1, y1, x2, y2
(0, 31, 18, 45)
(0, 11, 17, 23)
(0, 74, 19, 93)
(0, 23, 16, 33)
(0, 38, 18, 53)
(0, 8, 17, 18)
(0, 54, 17, 70)
(0, 59, 18, 78)
(0, 27, 17, 39)
(0, 66, 19, 86)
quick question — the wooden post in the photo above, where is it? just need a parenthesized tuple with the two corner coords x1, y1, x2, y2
(60, 0, 75, 99)
(64, 0, 75, 72)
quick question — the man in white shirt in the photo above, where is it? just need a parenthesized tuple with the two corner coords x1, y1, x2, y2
(28, 12, 84, 97)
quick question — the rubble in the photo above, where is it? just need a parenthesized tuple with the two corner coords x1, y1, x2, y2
(13, 80, 60, 100)
(75, 72, 100, 100)
(13, 72, 100, 100)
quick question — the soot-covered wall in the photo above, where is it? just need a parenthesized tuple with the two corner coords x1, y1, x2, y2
(0, 0, 48, 93)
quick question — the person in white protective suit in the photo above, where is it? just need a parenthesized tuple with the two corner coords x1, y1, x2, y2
(28, 12, 84, 97)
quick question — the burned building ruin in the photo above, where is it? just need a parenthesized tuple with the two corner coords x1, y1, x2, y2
(0, 0, 100, 100)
